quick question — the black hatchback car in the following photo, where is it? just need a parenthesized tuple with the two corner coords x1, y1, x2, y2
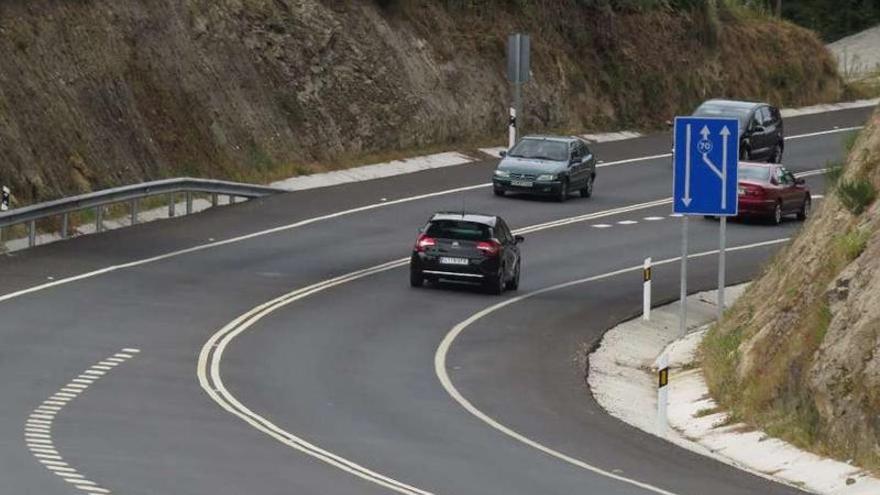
(410, 213, 523, 294)
(692, 99, 785, 163)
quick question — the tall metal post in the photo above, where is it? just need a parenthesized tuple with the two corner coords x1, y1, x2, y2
(211, 193, 218, 207)
(186, 192, 193, 215)
(718, 217, 727, 321)
(96, 206, 103, 233)
(61, 213, 69, 239)
(28, 220, 36, 247)
(513, 82, 523, 140)
(168, 193, 176, 217)
(680, 216, 689, 336)
(131, 198, 139, 225)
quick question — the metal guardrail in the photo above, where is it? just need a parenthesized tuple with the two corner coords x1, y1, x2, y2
(0, 178, 284, 249)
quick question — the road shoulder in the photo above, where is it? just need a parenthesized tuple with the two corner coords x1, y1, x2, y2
(588, 284, 880, 495)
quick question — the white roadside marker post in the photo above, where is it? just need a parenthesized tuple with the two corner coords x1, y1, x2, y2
(643, 257, 652, 321)
(657, 353, 669, 436)
(508, 107, 517, 150)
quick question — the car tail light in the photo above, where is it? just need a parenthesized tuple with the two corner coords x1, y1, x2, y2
(476, 240, 501, 256)
(415, 234, 436, 252)
(740, 184, 766, 198)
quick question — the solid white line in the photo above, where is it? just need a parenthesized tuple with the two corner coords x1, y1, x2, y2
(434, 237, 791, 495)
(196, 197, 723, 495)
(788, 126, 863, 140)
(0, 124, 854, 307)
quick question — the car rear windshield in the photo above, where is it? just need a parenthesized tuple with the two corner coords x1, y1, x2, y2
(693, 104, 751, 127)
(508, 139, 568, 161)
(739, 165, 770, 181)
(426, 220, 492, 241)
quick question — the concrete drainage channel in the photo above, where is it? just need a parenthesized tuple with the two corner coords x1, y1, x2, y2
(587, 285, 880, 494)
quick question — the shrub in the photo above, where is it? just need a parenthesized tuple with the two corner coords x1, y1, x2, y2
(837, 178, 877, 215)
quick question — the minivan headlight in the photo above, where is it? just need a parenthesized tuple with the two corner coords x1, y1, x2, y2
(494, 170, 510, 178)
(536, 174, 556, 181)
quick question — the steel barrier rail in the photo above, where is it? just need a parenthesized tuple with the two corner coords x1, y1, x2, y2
(0, 177, 285, 249)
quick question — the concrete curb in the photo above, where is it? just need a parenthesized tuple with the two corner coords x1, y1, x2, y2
(588, 284, 880, 495)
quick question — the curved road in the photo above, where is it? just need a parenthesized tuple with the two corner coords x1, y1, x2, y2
(0, 107, 871, 495)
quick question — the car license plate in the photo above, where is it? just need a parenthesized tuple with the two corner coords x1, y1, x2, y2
(511, 180, 533, 187)
(439, 257, 469, 266)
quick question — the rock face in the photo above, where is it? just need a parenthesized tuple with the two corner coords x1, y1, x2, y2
(0, 1, 840, 203)
(702, 108, 880, 472)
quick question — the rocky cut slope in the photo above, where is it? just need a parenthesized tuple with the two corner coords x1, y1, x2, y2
(0, 0, 841, 204)
(701, 106, 880, 473)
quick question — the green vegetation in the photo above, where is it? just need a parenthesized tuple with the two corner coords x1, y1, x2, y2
(780, 0, 880, 42)
(837, 178, 877, 215)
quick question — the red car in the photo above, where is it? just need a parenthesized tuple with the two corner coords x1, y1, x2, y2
(735, 162, 810, 224)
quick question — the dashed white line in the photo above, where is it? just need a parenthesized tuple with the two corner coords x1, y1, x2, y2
(592, 224, 613, 229)
(617, 220, 638, 225)
(25, 349, 140, 495)
(644, 216, 665, 221)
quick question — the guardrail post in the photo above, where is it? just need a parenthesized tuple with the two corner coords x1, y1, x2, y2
(130, 198, 139, 225)
(61, 213, 69, 239)
(168, 194, 176, 218)
(186, 192, 193, 215)
(229, 195, 236, 205)
(96, 206, 104, 233)
(28, 220, 36, 247)
(211, 193, 218, 207)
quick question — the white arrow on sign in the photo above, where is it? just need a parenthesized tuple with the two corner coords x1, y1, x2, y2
(682, 124, 692, 207)
(696, 125, 732, 210)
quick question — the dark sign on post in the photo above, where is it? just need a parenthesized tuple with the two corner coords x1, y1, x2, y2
(507, 34, 530, 84)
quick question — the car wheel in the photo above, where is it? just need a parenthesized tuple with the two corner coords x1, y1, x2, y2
(485, 270, 505, 295)
(505, 261, 520, 291)
(580, 175, 594, 198)
(410, 270, 424, 288)
(770, 201, 783, 225)
(797, 196, 811, 221)
(770, 144, 783, 164)
(493, 188, 505, 197)
(740, 146, 750, 161)
(557, 180, 569, 203)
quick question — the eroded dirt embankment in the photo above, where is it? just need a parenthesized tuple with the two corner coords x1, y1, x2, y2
(0, 0, 841, 203)
(702, 107, 880, 473)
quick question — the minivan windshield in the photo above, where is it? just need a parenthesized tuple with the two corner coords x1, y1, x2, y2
(739, 164, 771, 181)
(508, 139, 568, 161)
(426, 220, 492, 241)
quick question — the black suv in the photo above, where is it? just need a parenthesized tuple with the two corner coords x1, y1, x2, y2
(410, 213, 523, 295)
(693, 99, 784, 163)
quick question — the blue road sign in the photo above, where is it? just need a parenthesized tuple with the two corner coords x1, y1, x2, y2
(673, 117, 739, 216)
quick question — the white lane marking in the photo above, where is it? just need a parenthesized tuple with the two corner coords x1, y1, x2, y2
(592, 224, 613, 229)
(644, 216, 665, 221)
(197, 197, 711, 494)
(617, 220, 638, 225)
(83, 370, 106, 376)
(434, 237, 791, 495)
(25, 349, 138, 495)
(91, 365, 113, 371)
(98, 361, 120, 367)
(0, 126, 856, 307)
(73, 378, 94, 384)
(121, 348, 140, 353)
(113, 353, 134, 359)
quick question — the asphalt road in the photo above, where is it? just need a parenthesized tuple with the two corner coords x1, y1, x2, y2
(0, 105, 871, 495)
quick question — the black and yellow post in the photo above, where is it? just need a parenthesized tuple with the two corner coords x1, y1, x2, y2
(658, 366, 669, 388)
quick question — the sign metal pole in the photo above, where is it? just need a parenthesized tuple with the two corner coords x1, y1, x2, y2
(680, 216, 688, 336)
(718, 216, 727, 321)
